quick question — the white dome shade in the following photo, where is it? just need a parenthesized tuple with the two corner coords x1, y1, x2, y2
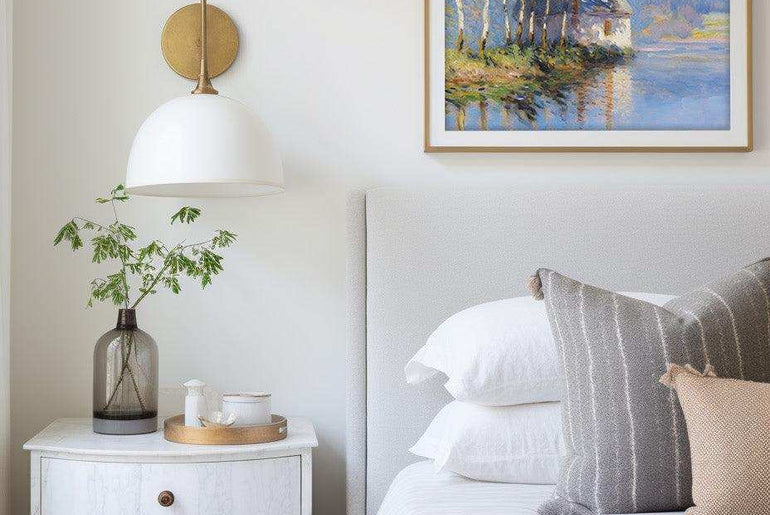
(126, 95, 283, 198)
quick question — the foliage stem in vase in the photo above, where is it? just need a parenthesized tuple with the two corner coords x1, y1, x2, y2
(54, 185, 237, 434)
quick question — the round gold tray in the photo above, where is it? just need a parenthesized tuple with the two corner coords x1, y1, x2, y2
(164, 414, 288, 445)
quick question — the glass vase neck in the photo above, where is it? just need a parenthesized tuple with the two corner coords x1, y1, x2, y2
(116, 309, 138, 330)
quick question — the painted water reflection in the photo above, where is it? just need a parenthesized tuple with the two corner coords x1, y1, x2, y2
(446, 43, 730, 132)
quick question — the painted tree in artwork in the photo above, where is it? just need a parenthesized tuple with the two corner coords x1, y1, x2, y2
(541, 0, 551, 49)
(528, 6, 536, 45)
(479, 0, 491, 57)
(503, 0, 513, 46)
(515, 0, 527, 46)
(570, 0, 580, 33)
(559, 7, 568, 47)
(455, 0, 466, 50)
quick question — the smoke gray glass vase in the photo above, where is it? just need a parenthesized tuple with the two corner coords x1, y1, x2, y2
(93, 309, 158, 435)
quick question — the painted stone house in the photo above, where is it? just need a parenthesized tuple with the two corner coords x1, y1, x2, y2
(527, 0, 634, 50)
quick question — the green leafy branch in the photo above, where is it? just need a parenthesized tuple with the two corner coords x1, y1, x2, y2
(54, 185, 237, 310)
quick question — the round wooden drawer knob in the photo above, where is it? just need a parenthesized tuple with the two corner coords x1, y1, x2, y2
(158, 491, 175, 507)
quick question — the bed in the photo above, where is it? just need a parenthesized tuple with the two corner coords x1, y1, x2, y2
(377, 461, 685, 515)
(346, 186, 769, 515)
(378, 461, 553, 515)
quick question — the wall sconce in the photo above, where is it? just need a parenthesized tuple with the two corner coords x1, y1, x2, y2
(126, 0, 283, 198)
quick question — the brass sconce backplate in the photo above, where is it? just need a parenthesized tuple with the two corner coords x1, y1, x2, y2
(161, 3, 239, 80)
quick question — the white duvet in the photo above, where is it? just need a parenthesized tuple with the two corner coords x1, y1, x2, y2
(377, 461, 686, 515)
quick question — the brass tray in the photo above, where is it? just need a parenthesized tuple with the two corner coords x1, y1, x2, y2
(164, 414, 288, 445)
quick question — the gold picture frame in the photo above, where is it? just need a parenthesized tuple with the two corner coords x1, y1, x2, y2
(425, 0, 753, 153)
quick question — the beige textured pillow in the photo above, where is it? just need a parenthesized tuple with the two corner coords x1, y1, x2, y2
(660, 364, 770, 515)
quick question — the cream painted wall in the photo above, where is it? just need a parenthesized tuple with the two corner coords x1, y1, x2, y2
(10, 0, 768, 513)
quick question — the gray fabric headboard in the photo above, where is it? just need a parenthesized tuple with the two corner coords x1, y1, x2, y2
(346, 186, 770, 515)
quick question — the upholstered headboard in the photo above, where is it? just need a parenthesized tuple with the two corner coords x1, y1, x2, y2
(346, 186, 770, 515)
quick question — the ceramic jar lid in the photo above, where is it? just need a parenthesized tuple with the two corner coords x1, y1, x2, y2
(222, 392, 271, 403)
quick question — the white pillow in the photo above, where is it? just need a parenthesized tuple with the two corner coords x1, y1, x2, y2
(410, 401, 564, 484)
(405, 293, 674, 406)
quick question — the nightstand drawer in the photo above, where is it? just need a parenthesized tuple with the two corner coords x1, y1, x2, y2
(40, 456, 301, 515)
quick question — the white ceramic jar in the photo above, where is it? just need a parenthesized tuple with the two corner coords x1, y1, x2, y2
(222, 392, 272, 427)
(183, 379, 207, 428)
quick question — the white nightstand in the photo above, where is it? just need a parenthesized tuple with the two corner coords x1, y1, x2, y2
(24, 417, 317, 515)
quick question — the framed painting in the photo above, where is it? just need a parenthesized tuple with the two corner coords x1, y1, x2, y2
(425, 0, 752, 152)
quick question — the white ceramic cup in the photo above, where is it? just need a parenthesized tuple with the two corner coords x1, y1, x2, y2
(221, 392, 272, 427)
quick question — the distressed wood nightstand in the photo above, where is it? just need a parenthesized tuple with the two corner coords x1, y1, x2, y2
(24, 417, 317, 514)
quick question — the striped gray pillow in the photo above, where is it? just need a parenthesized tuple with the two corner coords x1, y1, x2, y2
(532, 259, 770, 515)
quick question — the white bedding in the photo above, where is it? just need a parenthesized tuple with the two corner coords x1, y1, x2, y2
(377, 461, 686, 515)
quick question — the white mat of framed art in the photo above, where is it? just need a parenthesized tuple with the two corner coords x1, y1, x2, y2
(425, 0, 752, 152)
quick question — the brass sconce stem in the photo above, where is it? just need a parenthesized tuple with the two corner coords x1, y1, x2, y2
(192, 0, 218, 94)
